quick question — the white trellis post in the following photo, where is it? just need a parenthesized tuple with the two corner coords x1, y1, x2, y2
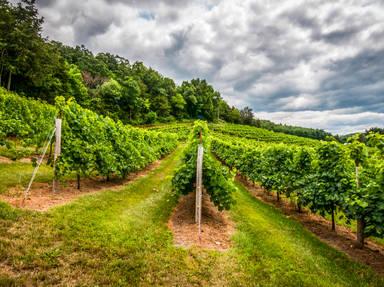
(52, 118, 62, 192)
(195, 140, 204, 241)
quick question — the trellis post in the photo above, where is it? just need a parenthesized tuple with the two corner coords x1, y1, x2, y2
(196, 128, 204, 241)
(52, 118, 62, 192)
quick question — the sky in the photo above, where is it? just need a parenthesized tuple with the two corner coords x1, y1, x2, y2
(34, 0, 384, 134)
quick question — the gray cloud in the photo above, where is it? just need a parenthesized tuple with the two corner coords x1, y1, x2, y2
(33, 0, 384, 134)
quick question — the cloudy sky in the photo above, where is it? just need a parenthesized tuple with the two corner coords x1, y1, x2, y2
(35, 0, 383, 134)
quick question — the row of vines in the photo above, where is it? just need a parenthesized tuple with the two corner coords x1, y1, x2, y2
(144, 122, 193, 141)
(0, 88, 178, 186)
(210, 123, 320, 146)
(0, 88, 56, 159)
(172, 121, 236, 211)
(211, 132, 384, 247)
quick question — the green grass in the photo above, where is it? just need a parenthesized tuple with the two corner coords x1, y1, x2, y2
(0, 144, 383, 286)
(229, 182, 383, 286)
(0, 162, 53, 194)
(0, 141, 39, 160)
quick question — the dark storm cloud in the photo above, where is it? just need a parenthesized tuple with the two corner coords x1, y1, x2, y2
(233, 76, 263, 93)
(34, 0, 384, 133)
(73, 16, 115, 43)
(36, 0, 55, 8)
(319, 27, 362, 44)
(319, 48, 384, 111)
(280, 8, 321, 32)
(103, 0, 191, 6)
(327, 48, 384, 86)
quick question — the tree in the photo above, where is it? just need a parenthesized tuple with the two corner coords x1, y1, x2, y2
(0, 0, 44, 90)
(227, 107, 241, 123)
(171, 93, 186, 119)
(120, 76, 141, 121)
(65, 63, 88, 105)
(98, 79, 123, 119)
(240, 106, 254, 125)
(179, 81, 198, 118)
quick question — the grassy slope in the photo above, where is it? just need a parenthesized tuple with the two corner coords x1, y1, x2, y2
(230, 182, 383, 287)
(0, 145, 383, 286)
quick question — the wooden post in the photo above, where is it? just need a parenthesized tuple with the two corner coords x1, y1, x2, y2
(7, 70, 11, 90)
(196, 144, 204, 242)
(53, 118, 62, 192)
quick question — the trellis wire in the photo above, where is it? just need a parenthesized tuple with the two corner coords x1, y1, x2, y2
(23, 126, 56, 204)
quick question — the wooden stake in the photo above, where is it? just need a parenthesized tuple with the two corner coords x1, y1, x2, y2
(53, 118, 62, 192)
(196, 144, 204, 243)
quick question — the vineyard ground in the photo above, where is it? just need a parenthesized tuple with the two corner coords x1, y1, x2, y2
(237, 175, 384, 275)
(0, 159, 162, 211)
(0, 144, 383, 286)
(0, 162, 53, 194)
(168, 190, 234, 250)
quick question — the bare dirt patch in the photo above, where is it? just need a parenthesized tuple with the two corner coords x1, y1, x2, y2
(0, 156, 13, 164)
(0, 160, 161, 211)
(168, 191, 234, 251)
(18, 157, 33, 163)
(237, 175, 384, 275)
(0, 156, 34, 164)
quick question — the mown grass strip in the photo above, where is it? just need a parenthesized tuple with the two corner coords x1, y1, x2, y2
(230, 180, 384, 287)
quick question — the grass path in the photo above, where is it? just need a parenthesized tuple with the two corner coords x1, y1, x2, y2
(0, 144, 383, 286)
(229, 181, 383, 287)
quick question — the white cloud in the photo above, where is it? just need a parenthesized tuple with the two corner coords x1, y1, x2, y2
(256, 109, 384, 134)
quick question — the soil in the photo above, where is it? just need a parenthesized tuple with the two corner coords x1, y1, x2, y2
(0, 160, 161, 211)
(18, 157, 33, 163)
(0, 156, 33, 164)
(168, 191, 234, 251)
(0, 156, 13, 164)
(237, 175, 384, 275)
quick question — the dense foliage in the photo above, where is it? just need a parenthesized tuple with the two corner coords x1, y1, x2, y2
(337, 127, 384, 143)
(0, 88, 178, 186)
(143, 122, 193, 141)
(172, 121, 236, 210)
(344, 134, 384, 246)
(252, 118, 331, 140)
(0, 87, 56, 147)
(210, 123, 320, 146)
(211, 132, 384, 246)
